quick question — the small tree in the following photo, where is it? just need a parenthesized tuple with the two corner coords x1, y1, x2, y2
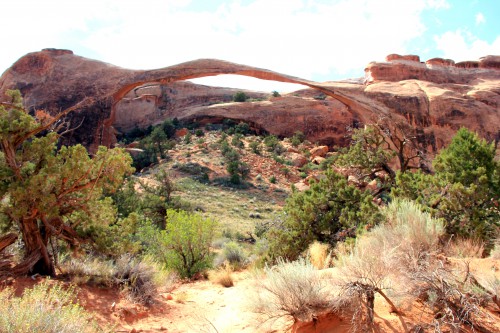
(0, 90, 134, 276)
(267, 169, 382, 260)
(161, 209, 217, 278)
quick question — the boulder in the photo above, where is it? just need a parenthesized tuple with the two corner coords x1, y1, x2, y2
(311, 156, 326, 165)
(287, 152, 308, 167)
(293, 182, 310, 192)
(310, 146, 329, 158)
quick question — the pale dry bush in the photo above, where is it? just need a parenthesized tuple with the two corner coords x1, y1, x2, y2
(208, 262, 234, 287)
(444, 237, 485, 258)
(0, 280, 105, 333)
(250, 258, 336, 324)
(307, 241, 331, 269)
(333, 200, 445, 332)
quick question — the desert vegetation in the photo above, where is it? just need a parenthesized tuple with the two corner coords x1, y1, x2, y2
(0, 89, 499, 332)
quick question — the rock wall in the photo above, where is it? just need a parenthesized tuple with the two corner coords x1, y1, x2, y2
(1, 49, 498, 154)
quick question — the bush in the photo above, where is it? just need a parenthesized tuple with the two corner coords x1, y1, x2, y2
(0, 281, 102, 333)
(333, 200, 445, 332)
(291, 131, 305, 147)
(249, 140, 261, 154)
(214, 241, 248, 269)
(161, 209, 218, 278)
(233, 91, 248, 102)
(114, 255, 159, 305)
(251, 258, 335, 323)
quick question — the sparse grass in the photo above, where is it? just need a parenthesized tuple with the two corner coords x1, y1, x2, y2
(208, 262, 234, 288)
(175, 177, 282, 235)
(445, 237, 485, 258)
(0, 280, 104, 333)
(307, 241, 331, 269)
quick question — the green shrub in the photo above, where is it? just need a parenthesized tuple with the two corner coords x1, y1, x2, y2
(249, 140, 261, 154)
(291, 131, 305, 147)
(0, 281, 103, 333)
(233, 91, 248, 102)
(231, 133, 244, 148)
(195, 129, 204, 137)
(266, 169, 382, 260)
(272, 90, 281, 97)
(214, 241, 248, 269)
(161, 209, 218, 278)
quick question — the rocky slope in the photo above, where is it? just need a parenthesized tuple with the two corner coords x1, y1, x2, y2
(1, 49, 498, 153)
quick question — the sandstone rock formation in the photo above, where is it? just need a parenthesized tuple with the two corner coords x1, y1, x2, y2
(1, 49, 499, 155)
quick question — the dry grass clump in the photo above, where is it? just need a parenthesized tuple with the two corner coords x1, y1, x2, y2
(0, 280, 104, 333)
(208, 262, 234, 287)
(491, 239, 500, 259)
(59, 255, 116, 286)
(307, 241, 331, 269)
(444, 237, 485, 258)
(61, 254, 172, 306)
(250, 258, 335, 324)
(114, 255, 160, 306)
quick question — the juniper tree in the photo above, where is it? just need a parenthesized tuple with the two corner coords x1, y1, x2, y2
(0, 90, 133, 276)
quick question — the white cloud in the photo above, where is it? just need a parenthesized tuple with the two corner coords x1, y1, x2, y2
(434, 30, 500, 61)
(475, 12, 485, 25)
(0, 0, 451, 91)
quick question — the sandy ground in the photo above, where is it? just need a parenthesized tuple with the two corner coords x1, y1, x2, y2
(4, 258, 500, 333)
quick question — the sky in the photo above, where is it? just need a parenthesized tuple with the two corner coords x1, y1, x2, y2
(1, 0, 499, 92)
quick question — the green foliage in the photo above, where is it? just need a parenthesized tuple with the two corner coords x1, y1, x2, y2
(393, 128, 499, 242)
(264, 135, 285, 154)
(0, 281, 102, 332)
(249, 140, 261, 154)
(231, 133, 244, 148)
(234, 122, 251, 135)
(221, 139, 249, 184)
(335, 125, 395, 181)
(272, 90, 281, 97)
(0, 90, 134, 275)
(267, 169, 382, 260)
(161, 209, 218, 278)
(432, 128, 499, 240)
(194, 129, 204, 137)
(291, 131, 305, 147)
(215, 241, 248, 269)
(233, 91, 248, 102)
(183, 131, 192, 144)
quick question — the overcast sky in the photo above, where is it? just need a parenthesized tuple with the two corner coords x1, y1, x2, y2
(1, 0, 498, 92)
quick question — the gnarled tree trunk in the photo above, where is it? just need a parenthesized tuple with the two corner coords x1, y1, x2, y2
(19, 217, 55, 276)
